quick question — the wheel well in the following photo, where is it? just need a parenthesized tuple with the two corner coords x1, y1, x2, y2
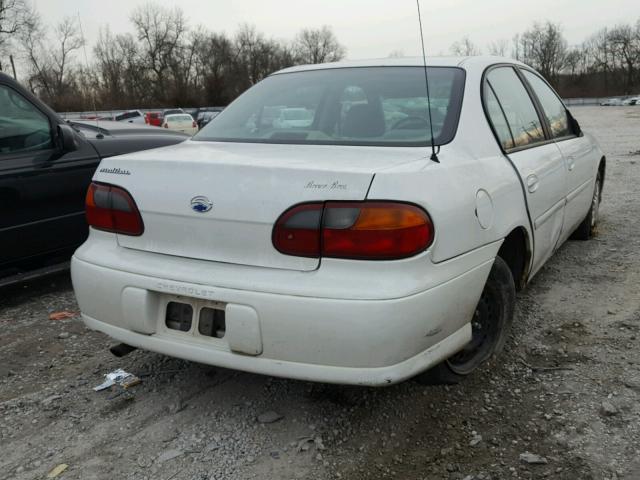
(497, 227, 530, 291)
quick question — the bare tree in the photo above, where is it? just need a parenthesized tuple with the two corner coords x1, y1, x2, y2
(608, 24, 640, 93)
(193, 29, 235, 105)
(51, 16, 84, 93)
(488, 39, 509, 57)
(18, 5, 51, 95)
(450, 36, 480, 56)
(0, 0, 27, 48)
(517, 21, 567, 85)
(564, 48, 584, 77)
(18, 11, 84, 108)
(234, 24, 295, 89)
(130, 2, 186, 103)
(94, 27, 147, 107)
(293, 26, 345, 64)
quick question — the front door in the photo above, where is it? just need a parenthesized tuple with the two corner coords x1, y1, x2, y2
(0, 82, 98, 270)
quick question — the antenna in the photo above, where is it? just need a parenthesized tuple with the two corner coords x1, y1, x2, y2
(77, 12, 99, 127)
(416, 0, 439, 163)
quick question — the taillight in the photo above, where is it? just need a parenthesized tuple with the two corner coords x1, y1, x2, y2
(272, 203, 323, 257)
(85, 182, 144, 236)
(273, 201, 433, 260)
(192, 120, 197, 128)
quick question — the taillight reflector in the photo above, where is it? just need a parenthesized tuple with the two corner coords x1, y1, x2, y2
(273, 201, 433, 260)
(85, 182, 144, 236)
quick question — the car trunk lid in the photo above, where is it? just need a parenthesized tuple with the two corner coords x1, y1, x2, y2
(93, 141, 425, 271)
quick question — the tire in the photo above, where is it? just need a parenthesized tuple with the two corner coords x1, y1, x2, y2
(414, 256, 516, 385)
(571, 171, 602, 240)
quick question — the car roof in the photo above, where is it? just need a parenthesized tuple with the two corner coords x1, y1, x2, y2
(274, 56, 528, 75)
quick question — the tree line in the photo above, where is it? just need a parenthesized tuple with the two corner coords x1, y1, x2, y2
(452, 20, 640, 97)
(1, 0, 640, 111)
(0, 1, 345, 111)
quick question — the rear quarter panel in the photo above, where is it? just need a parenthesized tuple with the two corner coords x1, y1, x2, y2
(368, 62, 532, 265)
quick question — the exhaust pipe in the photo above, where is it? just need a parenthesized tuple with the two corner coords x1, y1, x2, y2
(110, 343, 137, 357)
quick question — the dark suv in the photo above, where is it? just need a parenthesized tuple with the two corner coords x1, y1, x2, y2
(0, 73, 189, 285)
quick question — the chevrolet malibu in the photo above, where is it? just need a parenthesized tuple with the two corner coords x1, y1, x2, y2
(71, 56, 604, 386)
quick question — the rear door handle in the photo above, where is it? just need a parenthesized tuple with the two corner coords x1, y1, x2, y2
(567, 156, 576, 171)
(526, 174, 539, 193)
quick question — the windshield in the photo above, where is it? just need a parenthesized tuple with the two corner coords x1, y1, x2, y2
(193, 66, 465, 147)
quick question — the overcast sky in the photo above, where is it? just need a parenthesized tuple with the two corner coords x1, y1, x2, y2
(34, 0, 640, 59)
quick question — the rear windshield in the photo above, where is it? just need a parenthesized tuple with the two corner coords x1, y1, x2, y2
(193, 66, 465, 147)
(169, 115, 192, 122)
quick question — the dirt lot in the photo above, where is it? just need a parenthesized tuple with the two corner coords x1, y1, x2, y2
(1, 106, 639, 480)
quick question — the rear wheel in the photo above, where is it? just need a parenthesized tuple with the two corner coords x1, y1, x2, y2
(571, 171, 602, 240)
(415, 256, 515, 385)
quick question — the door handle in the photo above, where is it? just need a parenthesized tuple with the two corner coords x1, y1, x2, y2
(567, 156, 576, 171)
(526, 174, 539, 193)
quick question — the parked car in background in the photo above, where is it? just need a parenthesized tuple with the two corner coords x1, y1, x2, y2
(114, 109, 145, 124)
(70, 119, 189, 156)
(622, 96, 640, 106)
(0, 72, 189, 286)
(72, 56, 604, 386)
(162, 113, 198, 135)
(600, 98, 623, 106)
(273, 107, 314, 128)
(197, 110, 221, 129)
(145, 111, 163, 127)
(195, 107, 225, 129)
(162, 108, 185, 117)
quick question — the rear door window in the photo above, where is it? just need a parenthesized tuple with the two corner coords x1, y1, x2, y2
(484, 85, 514, 150)
(485, 67, 545, 149)
(520, 70, 573, 139)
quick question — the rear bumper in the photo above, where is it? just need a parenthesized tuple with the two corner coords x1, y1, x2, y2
(81, 312, 471, 386)
(71, 248, 495, 385)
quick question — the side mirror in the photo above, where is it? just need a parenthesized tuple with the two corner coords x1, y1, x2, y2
(57, 123, 78, 152)
(568, 111, 582, 137)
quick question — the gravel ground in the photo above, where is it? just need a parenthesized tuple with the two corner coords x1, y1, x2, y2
(1, 106, 639, 480)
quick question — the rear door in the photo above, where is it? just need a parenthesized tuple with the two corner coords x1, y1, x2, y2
(519, 69, 598, 238)
(0, 81, 99, 269)
(484, 66, 567, 275)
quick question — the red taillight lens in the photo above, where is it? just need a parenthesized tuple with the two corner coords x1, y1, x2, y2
(192, 120, 197, 128)
(272, 201, 433, 260)
(272, 203, 323, 257)
(85, 182, 144, 236)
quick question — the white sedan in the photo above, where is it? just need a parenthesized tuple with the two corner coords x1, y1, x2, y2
(72, 56, 604, 386)
(162, 113, 198, 135)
